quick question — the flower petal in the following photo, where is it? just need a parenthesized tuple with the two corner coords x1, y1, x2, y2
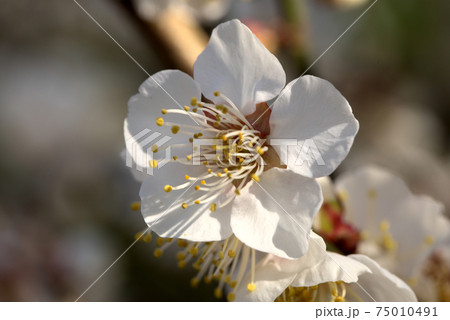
(269, 75, 359, 178)
(125, 70, 202, 169)
(139, 161, 233, 241)
(348, 254, 418, 302)
(194, 19, 285, 115)
(290, 251, 370, 287)
(234, 232, 327, 301)
(230, 168, 323, 259)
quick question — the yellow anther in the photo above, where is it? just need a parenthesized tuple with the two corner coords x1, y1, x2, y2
(176, 252, 186, 261)
(228, 250, 236, 258)
(185, 174, 190, 180)
(251, 174, 260, 182)
(219, 251, 225, 260)
(223, 168, 228, 173)
(178, 260, 187, 269)
(171, 125, 180, 134)
(195, 185, 200, 191)
(155, 117, 164, 126)
(227, 173, 232, 178)
(189, 247, 199, 256)
(153, 248, 163, 258)
(367, 188, 377, 199)
(190, 97, 198, 106)
(164, 185, 173, 192)
(189, 138, 193, 143)
(217, 172, 222, 177)
(227, 292, 236, 302)
(247, 282, 256, 292)
(424, 236, 434, 245)
(186, 155, 192, 161)
(143, 233, 152, 243)
(334, 296, 345, 302)
(192, 108, 198, 113)
(194, 200, 200, 204)
(211, 145, 217, 150)
(151, 144, 159, 153)
(134, 231, 143, 240)
(214, 288, 223, 299)
(190, 278, 199, 288)
(239, 157, 244, 163)
(222, 135, 227, 141)
(256, 147, 264, 155)
(213, 121, 220, 128)
(239, 132, 243, 140)
(161, 109, 167, 115)
(203, 161, 208, 165)
(379, 220, 390, 232)
(230, 281, 238, 288)
(177, 239, 188, 248)
(207, 169, 212, 174)
(130, 201, 140, 211)
(204, 276, 212, 284)
(200, 180, 206, 185)
(222, 107, 228, 114)
(184, 106, 190, 111)
(382, 234, 397, 251)
(181, 203, 188, 209)
(166, 238, 173, 243)
(156, 237, 164, 246)
(210, 203, 217, 212)
(173, 156, 178, 161)
(214, 91, 220, 96)
(149, 159, 158, 168)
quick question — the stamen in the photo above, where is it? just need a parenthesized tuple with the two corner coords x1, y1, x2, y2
(130, 201, 140, 211)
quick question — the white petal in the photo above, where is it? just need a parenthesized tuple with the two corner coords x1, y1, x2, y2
(139, 161, 233, 241)
(235, 233, 326, 301)
(125, 70, 202, 169)
(194, 19, 285, 115)
(230, 168, 323, 259)
(269, 75, 359, 178)
(348, 255, 418, 302)
(291, 251, 370, 287)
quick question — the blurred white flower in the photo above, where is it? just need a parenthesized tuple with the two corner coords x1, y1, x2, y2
(125, 19, 358, 259)
(234, 232, 417, 301)
(316, 166, 450, 300)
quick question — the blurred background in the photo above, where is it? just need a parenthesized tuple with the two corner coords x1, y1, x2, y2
(0, 0, 449, 301)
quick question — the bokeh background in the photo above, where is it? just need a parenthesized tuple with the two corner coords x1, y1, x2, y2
(0, 0, 449, 301)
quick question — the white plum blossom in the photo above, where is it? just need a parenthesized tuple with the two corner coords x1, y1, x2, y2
(316, 166, 450, 300)
(125, 19, 359, 259)
(235, 232, 417, 302)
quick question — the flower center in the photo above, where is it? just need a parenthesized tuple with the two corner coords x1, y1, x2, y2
(276, 281, 352, 302)
(154, 91, 269, 211)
